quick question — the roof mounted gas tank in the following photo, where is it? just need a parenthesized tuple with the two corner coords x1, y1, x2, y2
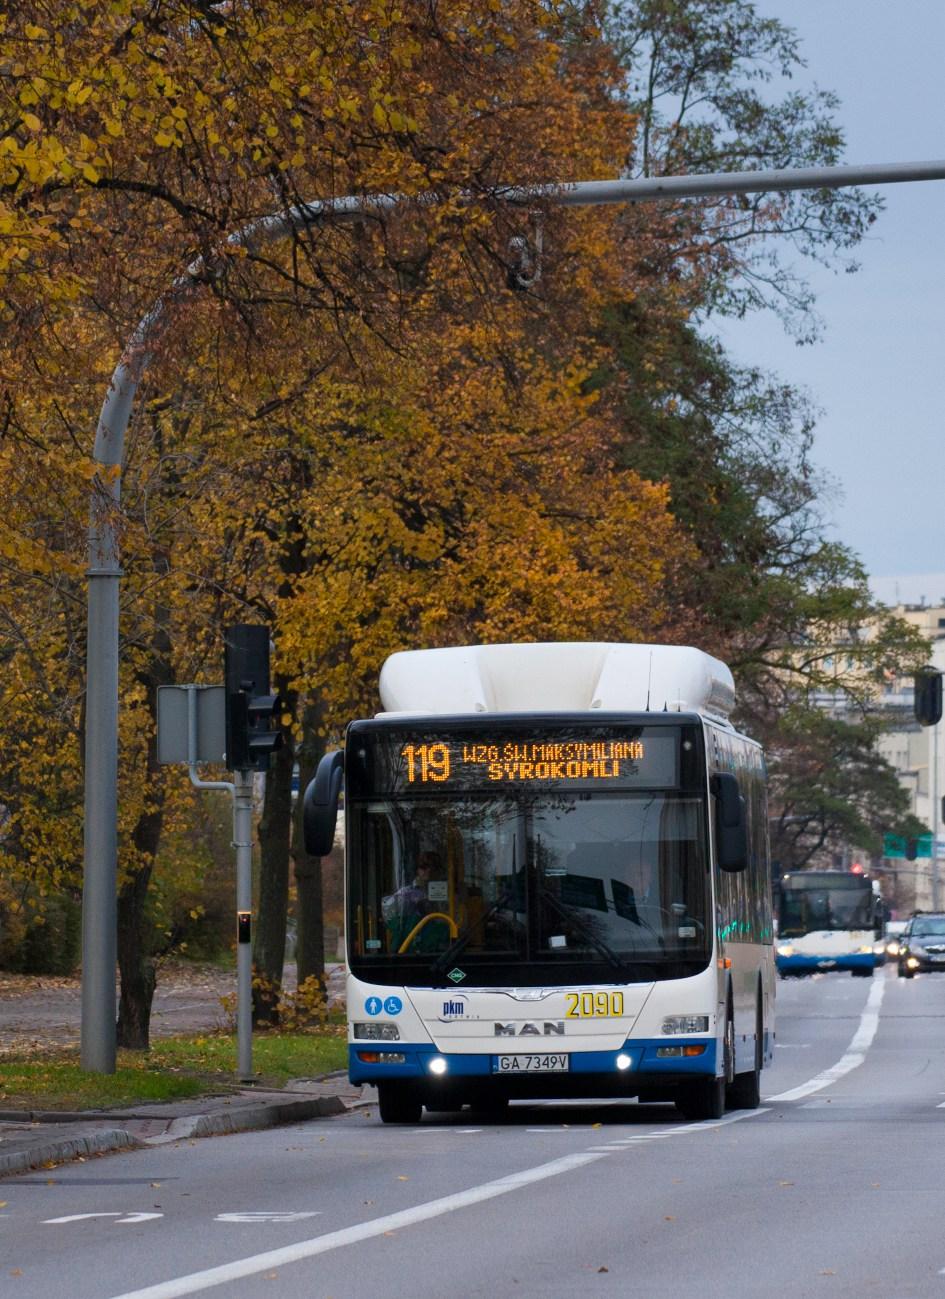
(378, 642, 735, 724)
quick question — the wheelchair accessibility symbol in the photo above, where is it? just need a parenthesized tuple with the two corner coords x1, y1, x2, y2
(383, 996, 403, 1015)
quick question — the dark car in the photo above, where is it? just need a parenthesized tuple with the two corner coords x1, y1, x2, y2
(897, 913, 945, 977)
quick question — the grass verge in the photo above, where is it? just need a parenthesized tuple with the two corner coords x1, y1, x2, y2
(0, 1029, 348, 1112)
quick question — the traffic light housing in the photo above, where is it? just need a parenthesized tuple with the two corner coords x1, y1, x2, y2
(914, 667, 943, 727)
(906, 838, 919, 862)
(224, 625, 283, 772)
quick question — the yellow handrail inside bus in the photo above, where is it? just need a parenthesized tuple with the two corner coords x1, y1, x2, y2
(397, 911, 459, 954)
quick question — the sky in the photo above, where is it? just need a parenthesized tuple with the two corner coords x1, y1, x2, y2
(707, 0, 945, 596)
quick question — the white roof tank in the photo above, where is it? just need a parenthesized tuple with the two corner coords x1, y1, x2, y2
(378, 642, 735, 724)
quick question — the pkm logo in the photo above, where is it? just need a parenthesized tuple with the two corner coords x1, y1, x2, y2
(441, 998, 466, 1018)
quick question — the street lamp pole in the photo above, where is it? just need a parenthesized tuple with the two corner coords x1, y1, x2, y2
(82, 157, 945, 1071)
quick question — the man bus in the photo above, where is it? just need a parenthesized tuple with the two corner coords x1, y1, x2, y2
(775, 868, 884, 977)
(304, 642, 775, 1123)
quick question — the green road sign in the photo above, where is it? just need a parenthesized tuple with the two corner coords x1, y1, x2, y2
(883, 833, 933, 859)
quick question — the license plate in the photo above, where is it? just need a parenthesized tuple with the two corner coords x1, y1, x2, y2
(495, 1053, 570, 1073)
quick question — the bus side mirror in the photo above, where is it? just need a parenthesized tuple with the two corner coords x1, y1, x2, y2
(302, 749, 344, 857)
(712, 773, 748, 872)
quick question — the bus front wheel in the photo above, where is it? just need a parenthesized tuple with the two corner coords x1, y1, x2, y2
(676, 1010, 733, 1120)
(377, 1083, 422, 1125)
(675, 1076, 725, 1121)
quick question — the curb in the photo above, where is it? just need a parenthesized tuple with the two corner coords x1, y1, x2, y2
(159, 1094, 346, 1141)
(0, 1127, 140, 1178)
(0, 1093, 356, 1177)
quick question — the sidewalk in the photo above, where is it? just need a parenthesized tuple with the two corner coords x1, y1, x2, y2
(0, 1073, 375, 1179)
(0, 960, 366, 1178)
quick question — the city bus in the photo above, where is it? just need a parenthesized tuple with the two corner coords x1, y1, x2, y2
(304, 643, 775, 1123)
(775, 869, 884, 977)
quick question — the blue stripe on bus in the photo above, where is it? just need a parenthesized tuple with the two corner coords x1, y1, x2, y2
(348, 1039, 718, 1083)
(776, 952, 879, 973)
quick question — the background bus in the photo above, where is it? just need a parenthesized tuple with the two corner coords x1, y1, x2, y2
(775, 869, 884, 977)
(305, 642, 775, 1124)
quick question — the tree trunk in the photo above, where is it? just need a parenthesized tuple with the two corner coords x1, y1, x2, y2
(293, 707, 327, 989)
(116, 857, 157, 1049)
(292, 701, 328, 1023)
(116, 693, 167, 1049)
(252, 682, 296, 1025)
(116, 426, 176, 1049)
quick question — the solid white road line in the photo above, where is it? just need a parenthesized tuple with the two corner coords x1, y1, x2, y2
(765, 975, 885, 1103)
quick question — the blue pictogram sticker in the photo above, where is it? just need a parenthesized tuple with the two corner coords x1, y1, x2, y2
(365, 996, 383, 1016)
(383, 996, 403, 1016)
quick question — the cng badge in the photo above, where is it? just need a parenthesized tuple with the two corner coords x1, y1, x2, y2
(448, 968, 466, 983)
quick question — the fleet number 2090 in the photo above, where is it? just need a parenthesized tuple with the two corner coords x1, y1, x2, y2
(565, 991, 624, 1018)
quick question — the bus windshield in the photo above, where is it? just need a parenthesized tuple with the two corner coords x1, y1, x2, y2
(348, 772, 711, 987)
(778, 880, 874, 937)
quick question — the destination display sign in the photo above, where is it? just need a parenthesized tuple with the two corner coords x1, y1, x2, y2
(352, 727, 681, 794)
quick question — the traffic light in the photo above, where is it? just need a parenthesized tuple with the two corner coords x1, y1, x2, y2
(914, 667, 943, 727)
(905, 838, 919, 862)
(224, 625, 283, 772)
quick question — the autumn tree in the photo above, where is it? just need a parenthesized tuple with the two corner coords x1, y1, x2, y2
(0, 0, 921, 1038)
(0, 0, 688, 1035)
(767, 710, 927, 873)
(592, 0, 929, 860)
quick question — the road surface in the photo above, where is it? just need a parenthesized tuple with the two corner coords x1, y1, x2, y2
(2, 965, 943, 1299)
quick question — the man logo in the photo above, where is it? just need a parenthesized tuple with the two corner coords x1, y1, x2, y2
(494, 1022, 565, 1037)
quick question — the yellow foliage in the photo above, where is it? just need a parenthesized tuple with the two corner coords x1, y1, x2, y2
(0, 0, 706, 942)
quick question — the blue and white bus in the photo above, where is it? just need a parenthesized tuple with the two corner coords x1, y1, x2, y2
(305, 643, 775, 1123)
(775, 869, 884, 977)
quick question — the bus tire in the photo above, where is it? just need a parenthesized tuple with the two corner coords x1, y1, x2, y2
(675, 1076, 725, 1121)
(677, 1007, 730, 1121)
(727, 1002, 762, 1110)
(377, 1083, 422, 1125)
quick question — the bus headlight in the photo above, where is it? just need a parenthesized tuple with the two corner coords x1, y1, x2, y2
(616, 1053, 632, 1071)
(777, 945, 794, 957)
(428, 1057, 448, 1076)
(661, 1015, 709, 1034)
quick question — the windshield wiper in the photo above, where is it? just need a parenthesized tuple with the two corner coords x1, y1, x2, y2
(536, 881, 634, 977)
(429, 890, 513, 981)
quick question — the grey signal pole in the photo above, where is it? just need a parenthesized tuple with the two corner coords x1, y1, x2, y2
(82, 158, 945, 1071)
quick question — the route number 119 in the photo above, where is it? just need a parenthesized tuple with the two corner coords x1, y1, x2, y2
(401, 743, 451, 783)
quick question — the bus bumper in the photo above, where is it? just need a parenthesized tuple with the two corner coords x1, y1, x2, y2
(348, 1039, 718, 1087)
